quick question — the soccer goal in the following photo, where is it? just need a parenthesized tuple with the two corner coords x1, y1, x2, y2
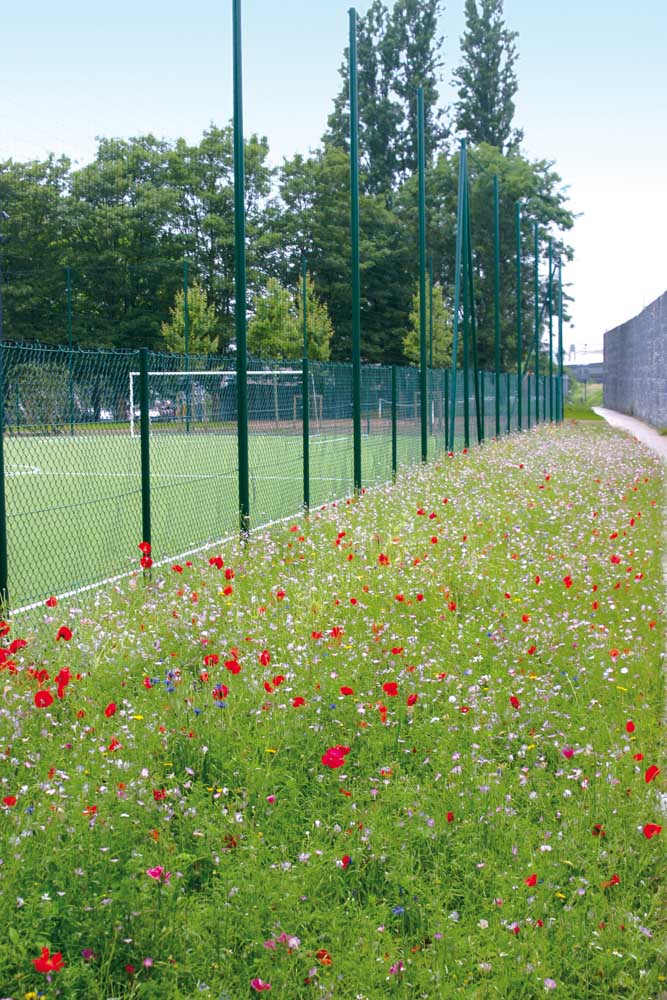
(129, 368, 318, 437)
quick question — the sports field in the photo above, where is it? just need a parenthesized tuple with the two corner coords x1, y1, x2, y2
(5, 421, 434, 610)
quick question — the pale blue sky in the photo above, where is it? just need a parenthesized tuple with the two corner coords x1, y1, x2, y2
(1, 0, 666, 354)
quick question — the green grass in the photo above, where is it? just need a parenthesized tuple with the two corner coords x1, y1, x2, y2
(0, 421, 664, 998)
(564, 382, 603, 421)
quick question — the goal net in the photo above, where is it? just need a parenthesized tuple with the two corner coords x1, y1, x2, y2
(128, 369, 324, 437)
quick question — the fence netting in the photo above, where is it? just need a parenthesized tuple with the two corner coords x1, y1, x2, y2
(2, 341, 561, 611)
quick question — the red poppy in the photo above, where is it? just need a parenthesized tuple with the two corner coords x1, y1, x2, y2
(340, 854, 351, 869)
(203, 653, 219, 667)
(259, 649, 271, 667)
(213, 683, 229, 701)
(224, 567, 235, 580)
(32, 947, 65, 974)
(407, 693, 418, 706)
(222, 585, 233, 596)
(509, 696, 521, 710)
(563, 575, 573, 589)
(330, 626, 344, 639)
(592, 824, 606, 837)
(8, 638, 26, 654)
(382, 681, 398, 697)
(209, 555, 223, 569)
(225, 658, 241, 675)
(34, 690, 53, 709)
(276, 589, 286, 601)
(446, 811, 454, 823)
(645, 765, 660, 783)
(321, 745, 350, 769)
(2, 795, 16, 807)
(0, 621, 9, 637)
(153, 788, 167, 801)
(292, 696, 305, 708)
(56, 626, 72, 642)
(340, 686, 354, 696)
(311, 631, 323, 640)
(172, 564, 183, 573)
(138, 541, 151, 555)
(626, 720, 635, 733)
(45, 596, 58, 608)
(448, 601, 457, 612)
(643, 823, 662, 839)
(316, 949, 332, 966)
(140, 556, 153, 570)
(524, 874, 537, 887)
(633, 752, 644, 761)
(610, 554, 621, 564)
(527, 645, 537, 655)
(601, 874, 620, 888)
(104, 702, 117, 718)
(378, 553, 390, 565)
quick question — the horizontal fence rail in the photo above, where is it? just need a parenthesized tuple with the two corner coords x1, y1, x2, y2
(0, 341, 561, 612)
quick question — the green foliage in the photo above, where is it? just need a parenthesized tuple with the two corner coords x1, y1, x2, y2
(454, 0, 523, 151)
(403, 281, 452, 366)
(248, 278, 301, 359)
(295, 273, 334, 361)
(326, 0, 446, 192)
(248, 276, 334, 361)
(161, 282, 222, 354)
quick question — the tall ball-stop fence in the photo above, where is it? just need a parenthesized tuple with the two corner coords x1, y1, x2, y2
(0, 0, 566, 613)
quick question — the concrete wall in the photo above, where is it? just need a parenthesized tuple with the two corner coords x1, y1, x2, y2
(604, 289, 667, 427)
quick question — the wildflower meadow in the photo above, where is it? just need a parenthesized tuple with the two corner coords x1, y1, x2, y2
(0, 420, 664, 999)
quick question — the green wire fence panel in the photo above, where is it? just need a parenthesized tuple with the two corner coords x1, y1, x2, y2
(1, 342, 565, 612)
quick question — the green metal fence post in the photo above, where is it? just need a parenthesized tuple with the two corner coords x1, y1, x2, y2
(391, 364, 397, 480)
(184, 259, 191, 435)
(417, 85, 428, 464)
(139, 348, 152, 560)
(444, 368, 449, 450)
(448, 141, 466, 452)
(558, 257, 564, 421)
(465, 169, 482, 445)
(233, 0, 250, 536)
(302, 257, 310, 511)
(527, 374, 531, 429)
(480, 370, 485, 441)
(428, 254, 434, 437)
(349, 8, 362, 493)
(506, 371, 511, 434)
(515, 201, 522, 431)
(0, 246, 8, 609)
(548, 239, 553, 421)
(493, 175, 501, 438)
(66, 266, 75, 436)
(533, 220, 539, 426)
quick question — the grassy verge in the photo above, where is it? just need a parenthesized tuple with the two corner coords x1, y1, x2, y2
(564, 382, 603, 421)
(0, 422, 664, 998)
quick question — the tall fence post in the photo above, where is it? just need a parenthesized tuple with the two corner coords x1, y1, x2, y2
(184, 260, 191, 435)
(558, 257, 564, 421)
(480, 370, 485, 441)
(0, 248, 8, 610)
(533, 220, 540, 426)
(448, 141, 466, 452)
(349, 8, 362, 493)
(66, 266, 75, 436)
(233, 0, 250, 536)
(506, 371, 511, 434)
(391, 365, 397, 480)
(515, 201, 522, 431)
(417, 85, 428, 464)
(139, 348, 152, 559)
(302, 257, 310, 511)
(444, 368, 449, 450)
(493, 175, 501, 438)
(548, 239, 553, 421)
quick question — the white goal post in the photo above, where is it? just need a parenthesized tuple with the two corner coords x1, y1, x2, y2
(129, 369, 318, 437)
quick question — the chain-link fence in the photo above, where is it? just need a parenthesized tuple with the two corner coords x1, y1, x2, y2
(1, 341, 561, 612)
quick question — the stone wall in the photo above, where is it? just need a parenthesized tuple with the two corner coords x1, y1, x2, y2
(604, 290, 667, 427)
